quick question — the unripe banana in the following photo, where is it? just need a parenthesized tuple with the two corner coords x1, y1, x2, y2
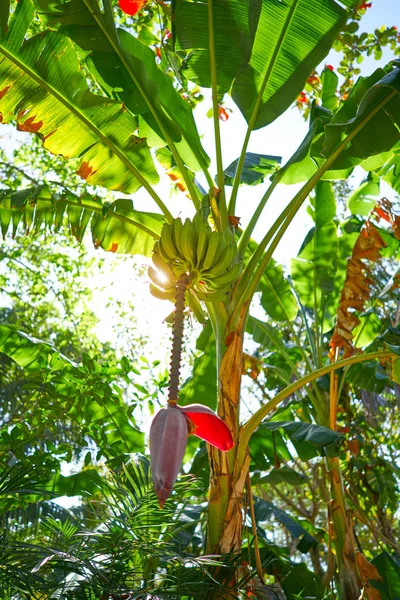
(196, 222, 211, 267)
(202, 261, 242, 290)
(180, 218, 196, 267)
(171, 218, 184, 254)
(202, 231, 220, 270)
(194, 288, 229, 302)
(207, 233, 227, 272)
(160, 224, 180, 261)
(150, 283, 176, 301)
(207, 243, 237, 278)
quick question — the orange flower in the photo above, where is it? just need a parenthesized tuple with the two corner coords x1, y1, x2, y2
(119, 0, 148, 16)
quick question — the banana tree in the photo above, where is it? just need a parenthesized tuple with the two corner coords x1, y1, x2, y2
(1, 0, 400, 597)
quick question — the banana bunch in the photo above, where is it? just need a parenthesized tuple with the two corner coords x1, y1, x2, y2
(149, 213, 242, 306)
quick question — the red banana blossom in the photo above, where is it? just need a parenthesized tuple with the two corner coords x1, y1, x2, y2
(150, 402, 234, 507)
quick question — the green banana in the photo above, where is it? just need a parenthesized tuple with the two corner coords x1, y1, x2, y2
(207, 243, 237, 278)
(194, 287, 229, 302)
(150, 283, 176, 301)
(202, 231, 220, 270)
(180, 218, 197, 266)
(160, 224, 179, 262)
(171, 218, 184, 254)
(202, 261, 242, 290)
(209, 233, 227, 271)
(196, 221, 210, 267)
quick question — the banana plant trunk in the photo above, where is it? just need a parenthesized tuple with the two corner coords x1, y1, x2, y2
(207, 305, 250, 556)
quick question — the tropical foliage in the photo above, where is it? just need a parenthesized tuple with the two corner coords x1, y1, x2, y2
(0, 0, 400, 598)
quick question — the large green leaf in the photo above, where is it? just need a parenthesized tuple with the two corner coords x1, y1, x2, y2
(0, 324, 62, 371)
(291, 182, 338, 325)
(34, 0, 209, 173)
(0, 186, 163, 256)
(259, 259, 298, 322)
(224, 153, 281, 186)
(322, 66, 400, 168)
(0, 0, 158, 194)
(231, 0, 352, 130)
(175, 0, 250, 94)
(371, 552, 400, 600)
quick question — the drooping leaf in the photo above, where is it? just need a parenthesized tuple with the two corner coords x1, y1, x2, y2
(0, 0, 158, 194)
(232, 0, 353, 130)
(34, 0, 209, 173)
(224, 153, 281, 186)
(0, 186, 163, 256)
(322, 66, 400, 168)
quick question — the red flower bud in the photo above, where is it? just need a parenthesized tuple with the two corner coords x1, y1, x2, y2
(150, 402, 234, 506)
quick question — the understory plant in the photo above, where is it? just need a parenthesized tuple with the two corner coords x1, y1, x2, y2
(0, 0, 400, 598)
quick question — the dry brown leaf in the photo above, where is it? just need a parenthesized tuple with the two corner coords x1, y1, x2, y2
(356, 552, 383, 582)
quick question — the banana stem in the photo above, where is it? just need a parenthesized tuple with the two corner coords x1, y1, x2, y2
(168, 273, 189, 403)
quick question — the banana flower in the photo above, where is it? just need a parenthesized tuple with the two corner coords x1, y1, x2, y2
(150, 402, 234, 507)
